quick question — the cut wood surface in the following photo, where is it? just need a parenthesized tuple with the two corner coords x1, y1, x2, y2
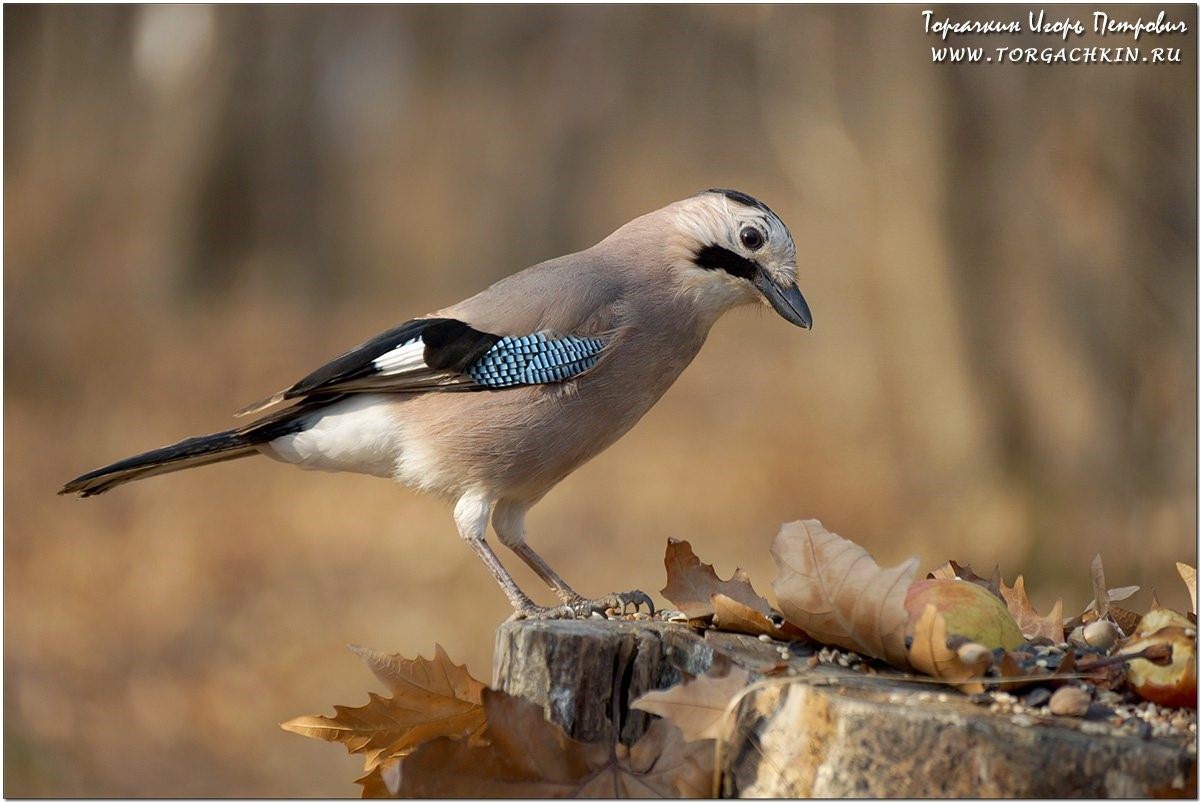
(493, 618, 1197, 798)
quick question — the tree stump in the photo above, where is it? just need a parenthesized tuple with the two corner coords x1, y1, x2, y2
(494, 619, 1197, 798)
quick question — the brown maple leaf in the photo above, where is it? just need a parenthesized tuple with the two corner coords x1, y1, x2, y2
(999, 575, 1064, 643)
(906, 604, 991, 694)
(357, 758, 402, 799)
(281, 644, 486, 773)
(661, 538, 773, 620)
(631, 665, 752, 742)
(398, 690, 713, 798)
(770, 519, 917, 669)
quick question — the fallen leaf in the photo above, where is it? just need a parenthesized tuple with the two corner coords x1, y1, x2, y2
(770, 519, 918, 669)
(999, 575, 1065, 643)
(1080, 554, 1139, 621)
(631, 665, 751, 742)
(1177, 563, 1196, 616)
(997, 651, 1077, 691)
(357, 758, 402, 799)
(399, 690, 713, 798)
(281, 644, 486, 771)
(927, 560, 1003, 601)
(661, 538, 773, 620)
(907, 604, 990, 694)
(710, 594, 806, 640)
(1107, 606, 1143, 638)
(590, 719, 713, 798)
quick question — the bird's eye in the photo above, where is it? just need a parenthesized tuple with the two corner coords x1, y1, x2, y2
(739, 227, 765, 251)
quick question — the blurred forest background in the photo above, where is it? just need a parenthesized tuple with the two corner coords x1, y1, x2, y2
(5, 4, 1196, 797)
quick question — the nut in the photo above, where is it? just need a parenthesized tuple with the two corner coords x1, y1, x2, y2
(1081, 619, 1119, 650)
(1048, 686, 1091, 717)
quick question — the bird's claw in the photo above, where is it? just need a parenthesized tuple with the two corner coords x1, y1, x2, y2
(585, 589, 655, 618)
(509, 589, 655, 621)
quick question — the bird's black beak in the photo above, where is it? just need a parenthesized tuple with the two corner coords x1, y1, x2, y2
(753, 269, 812, 329)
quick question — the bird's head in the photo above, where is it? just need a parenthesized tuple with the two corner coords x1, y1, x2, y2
(663, 189, 811, 329)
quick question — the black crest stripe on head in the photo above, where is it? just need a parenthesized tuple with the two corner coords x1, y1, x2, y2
(707, 188, 773, 216)
(693, 244, 758, 281)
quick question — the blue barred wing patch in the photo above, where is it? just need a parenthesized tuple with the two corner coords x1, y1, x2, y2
(466, 332, 606, 388)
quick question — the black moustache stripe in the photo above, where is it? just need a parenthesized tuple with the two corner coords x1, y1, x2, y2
(692, 244, 758, 281)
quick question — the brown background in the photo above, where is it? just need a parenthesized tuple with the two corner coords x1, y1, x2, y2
(5, 5, 1196, 796)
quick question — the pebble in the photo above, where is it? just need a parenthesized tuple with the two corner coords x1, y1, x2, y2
(1023, 688, 1052, 708)
(758, 634, 772, 642)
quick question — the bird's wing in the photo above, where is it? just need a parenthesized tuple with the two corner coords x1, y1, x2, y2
(236, 317, 610, 416)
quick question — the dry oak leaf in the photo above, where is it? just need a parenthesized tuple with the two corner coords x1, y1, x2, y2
(1177, 562, 1196, 616)
(999, 575, 1065, 644)
(1078, 553, 1139, 622)
(399, 690, 713, 798)
(631, 665, 752, 742)
(907, 603, 991, 695)
(711, 593, 807, 641)
(770, 519, 918, 669)
(928, 560, 1003, 601)
(662, 538, 774, 620)
(281, 644, 486, 773)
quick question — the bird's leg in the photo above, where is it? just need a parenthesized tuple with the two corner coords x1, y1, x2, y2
(453, 493, 540, 616)
(492, 499, 654, 619)
(493, 500, 581, 603)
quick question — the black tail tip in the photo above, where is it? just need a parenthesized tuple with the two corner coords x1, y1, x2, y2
(59, 477, 109, 498)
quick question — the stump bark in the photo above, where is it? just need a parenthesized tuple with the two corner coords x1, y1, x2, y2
(493, 618, 1197, 798)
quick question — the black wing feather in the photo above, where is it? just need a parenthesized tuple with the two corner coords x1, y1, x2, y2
(285, 318, 434, 398)
(281, 317, 501, 401)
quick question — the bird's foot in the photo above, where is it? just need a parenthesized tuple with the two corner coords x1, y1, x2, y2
(508, 589, 655, 621)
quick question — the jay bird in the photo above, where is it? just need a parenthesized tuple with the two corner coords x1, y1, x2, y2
(61, 189, 812, 619)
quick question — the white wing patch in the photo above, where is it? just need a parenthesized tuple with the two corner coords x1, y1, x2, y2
(371, 338, 427, 375)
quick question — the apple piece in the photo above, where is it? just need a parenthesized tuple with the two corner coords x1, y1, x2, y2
(1117, 608, 1197, 708)
(905, 578, 1025, 651)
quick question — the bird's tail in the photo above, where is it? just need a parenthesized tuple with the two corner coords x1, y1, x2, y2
(60, 429, 259, 497)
